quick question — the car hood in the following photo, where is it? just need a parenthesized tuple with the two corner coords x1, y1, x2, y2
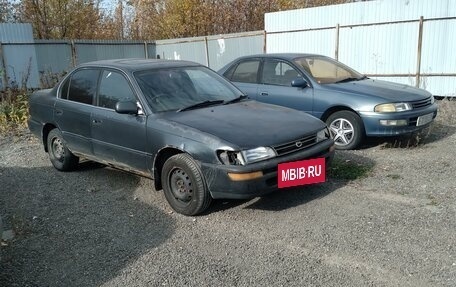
(324, 79, 431, 101)
(161, 100, 326, 149)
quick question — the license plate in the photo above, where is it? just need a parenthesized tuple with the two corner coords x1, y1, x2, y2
(278, 158, 326, 188)
(417, 113, 434, 126)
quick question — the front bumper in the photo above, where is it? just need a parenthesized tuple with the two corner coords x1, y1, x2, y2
(359, 103, 438, 136)
(201, 139, 335, 199)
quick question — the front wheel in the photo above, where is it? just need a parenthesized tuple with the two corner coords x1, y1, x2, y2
(47, 128, 79, 171)
(161, 154, 212, 216)
(326, 111, 364, 150)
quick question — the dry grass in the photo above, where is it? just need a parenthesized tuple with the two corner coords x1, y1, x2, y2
(0, 89, 30, 135)
(435, 97, 456, 125)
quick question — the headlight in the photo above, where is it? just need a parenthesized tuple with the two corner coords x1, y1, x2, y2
(241, 147, 276, 164)
(217, 150, 245, 165)
(430, 95, 435, 104)
(374, 102, 412, 112)
(217, 147, 276, 165)
(317, 128, 330, 141)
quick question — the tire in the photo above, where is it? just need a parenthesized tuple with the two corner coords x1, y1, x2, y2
(326, 111, 364, 150)
(161, 154, 212, 216)
(47, 128, 79, 171)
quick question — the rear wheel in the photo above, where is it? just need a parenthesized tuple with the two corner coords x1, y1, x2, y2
(326, 111, 364, 150)
(161, 154, 212, 216)
(47, 128, 79, 171)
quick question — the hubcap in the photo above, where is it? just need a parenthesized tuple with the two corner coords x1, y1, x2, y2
(169, 168, 193, 202)
(52, 137, 65, 161)
(329, 118, 354, 146)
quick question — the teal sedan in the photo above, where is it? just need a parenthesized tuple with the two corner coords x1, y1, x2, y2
(219, 53, 438, 150)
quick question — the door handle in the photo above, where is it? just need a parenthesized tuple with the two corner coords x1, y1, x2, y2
(92, 119, 102, 125)
(55, 109, 63, 116)
(260, 92, 269, 96)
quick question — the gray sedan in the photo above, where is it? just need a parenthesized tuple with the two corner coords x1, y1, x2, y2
(219, 53, 438, 149)
(28, 59, 334, 215)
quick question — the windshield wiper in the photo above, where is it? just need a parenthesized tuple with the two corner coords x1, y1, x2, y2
(335, 76, 368, 83)
(335, 77, 359, 83)
(223, 95, 248, 105)
(177, 100, 225, 112)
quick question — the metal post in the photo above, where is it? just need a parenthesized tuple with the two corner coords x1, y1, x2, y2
(335, 24, 340, 60)
(416, 16, 424, 88)
(263, 30, 267, 53)
(204, 36, 210, 67)
(0, 42, 8, 89)
(70, 40, 77, 67)
(144, 42, 148, 59)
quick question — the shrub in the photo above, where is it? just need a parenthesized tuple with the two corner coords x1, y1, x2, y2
(0, 89, 30, 135)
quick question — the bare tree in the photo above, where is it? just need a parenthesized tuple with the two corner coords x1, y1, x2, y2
(128, 0, 349, 40)
(1, 0, 21, 22)
(15, 0, 355, 40)
(20, 0, 103, 39)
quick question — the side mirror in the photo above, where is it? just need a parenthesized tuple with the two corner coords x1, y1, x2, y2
(291, 78, 309, 88)
(115, 101, 138, 115)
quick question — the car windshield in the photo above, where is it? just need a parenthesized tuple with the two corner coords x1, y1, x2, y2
(294, 56, 364, 84)
(135, 66, 243, 113)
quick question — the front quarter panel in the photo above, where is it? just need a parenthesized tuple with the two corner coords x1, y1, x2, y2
(146, 116, 234, 168)
(312, 88, 379, 119)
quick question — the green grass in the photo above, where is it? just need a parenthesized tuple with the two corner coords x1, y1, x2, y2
(328, 157, 373, 181)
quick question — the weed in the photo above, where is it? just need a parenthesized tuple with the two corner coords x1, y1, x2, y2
(427, 194, 439, 206)
(10, 213, 31, 237)
(328, 158, 373, 181)
(40, 70, 67, 89)
(0, 89, 30, 135)
(386, 174, 401, 180)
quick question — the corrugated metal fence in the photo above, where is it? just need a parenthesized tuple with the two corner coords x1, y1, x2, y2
(265, 0, 456, 97)
(0, 38, 155, 90)
(0, 27, 264, 90)
(156, 31, 265, 71)
(1, 0, 455, 96)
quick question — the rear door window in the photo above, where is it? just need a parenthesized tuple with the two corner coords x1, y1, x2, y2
(230, 60, 260, 84)
(68, 69, 100, 105)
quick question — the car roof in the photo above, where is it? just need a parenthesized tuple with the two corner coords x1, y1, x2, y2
(78, 58, 201, 72)
(234, 53, 326, 60)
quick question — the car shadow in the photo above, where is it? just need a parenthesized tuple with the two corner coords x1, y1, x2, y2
(0, 165, 174, 287)
(207, 153, 375, 213)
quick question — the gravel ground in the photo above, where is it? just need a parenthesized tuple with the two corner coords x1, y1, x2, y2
(1, 100, 456, 287)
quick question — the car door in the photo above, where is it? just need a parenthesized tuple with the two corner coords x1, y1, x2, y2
(257, 59, 314, 115)
(54, 68, 100, 157)
(91, 69, 148, 172)
(223, 59, 260, 98)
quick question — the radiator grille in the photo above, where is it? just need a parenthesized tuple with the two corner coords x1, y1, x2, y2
(273, 134, 317, 156)
(411, 98, 432, 109)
